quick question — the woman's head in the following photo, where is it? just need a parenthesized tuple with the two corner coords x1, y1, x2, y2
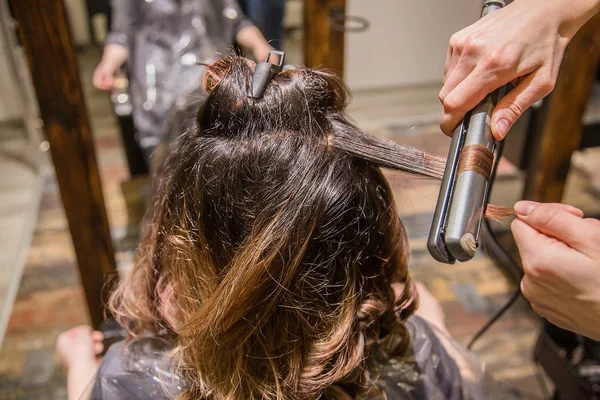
(110, 56, 448, 399)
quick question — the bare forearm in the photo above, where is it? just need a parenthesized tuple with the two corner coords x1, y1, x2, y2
(101, 44, 129, 69)
(67, 360, 98, 400)
(524, 0, 600, 38)
(236, 25, 269, 53)
(563, 0, 600, 35)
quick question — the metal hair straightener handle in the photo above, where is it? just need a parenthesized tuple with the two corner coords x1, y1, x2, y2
(428, 0, 510, 264)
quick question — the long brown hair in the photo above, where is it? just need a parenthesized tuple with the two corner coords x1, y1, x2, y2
(109, 56, 508, 399)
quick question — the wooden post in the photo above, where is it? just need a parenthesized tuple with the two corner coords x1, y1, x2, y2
(304, 0, 346, 77)
(523, 14, 600, 202)
(9, 0, 118, 328)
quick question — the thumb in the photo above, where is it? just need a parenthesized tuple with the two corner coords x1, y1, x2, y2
(515, 201, 584, 218)
(491, 69, 555, 140)
(514, 202, 587, 249)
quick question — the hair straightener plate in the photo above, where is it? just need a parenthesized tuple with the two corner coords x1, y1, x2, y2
(428, 0, 510, 264)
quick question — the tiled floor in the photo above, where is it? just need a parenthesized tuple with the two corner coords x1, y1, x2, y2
(0, 45, 599, 399)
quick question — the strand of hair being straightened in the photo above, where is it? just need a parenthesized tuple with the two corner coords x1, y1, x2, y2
(330, 117, 446, 180)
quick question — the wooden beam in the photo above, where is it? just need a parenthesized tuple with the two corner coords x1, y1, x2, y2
(523, 14, 600, 202)
(9, 0, 118, 328)
(304, 0, 346, 77)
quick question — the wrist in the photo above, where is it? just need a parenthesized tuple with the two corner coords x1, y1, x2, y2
(67, 354, 97, 370)
(102, 44, 129, 67)
(549, 0, 600, 39)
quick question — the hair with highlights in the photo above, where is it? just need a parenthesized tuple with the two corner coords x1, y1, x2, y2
(109, 56, 511, 400)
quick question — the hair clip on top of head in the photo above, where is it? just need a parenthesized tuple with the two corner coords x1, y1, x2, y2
(249, 50, 285, 99)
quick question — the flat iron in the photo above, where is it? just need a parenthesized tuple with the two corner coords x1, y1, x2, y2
(428, 0, 510, 264)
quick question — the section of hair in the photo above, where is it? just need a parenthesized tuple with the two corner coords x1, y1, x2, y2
(456, 145, 513, 220)
(332, 125, 513, 220)
(331, 121, 447, 180)
(457, 144, 493, 180)
(486, 204, 516, 219)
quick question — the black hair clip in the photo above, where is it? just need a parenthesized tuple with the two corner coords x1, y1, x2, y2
(249, 50, 285, 99)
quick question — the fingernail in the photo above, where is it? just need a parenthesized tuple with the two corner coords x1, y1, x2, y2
(496, 118, 511, 139)
(515, 201, 538, 216)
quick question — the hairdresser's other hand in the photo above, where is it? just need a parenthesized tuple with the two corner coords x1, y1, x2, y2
(512, 201, 600, 340)
(93, 44, 129, 91)
(440, 0, 600, 139)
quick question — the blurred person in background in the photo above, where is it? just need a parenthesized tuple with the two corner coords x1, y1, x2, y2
(92, 0, 273, 166)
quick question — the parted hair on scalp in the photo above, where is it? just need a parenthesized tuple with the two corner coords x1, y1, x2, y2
(108, 56, 513, 400)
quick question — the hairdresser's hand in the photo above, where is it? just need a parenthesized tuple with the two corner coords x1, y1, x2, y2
(512, 201, 600, 340)
(440, 0, 600, 139)
(93, 44, 129, 91)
